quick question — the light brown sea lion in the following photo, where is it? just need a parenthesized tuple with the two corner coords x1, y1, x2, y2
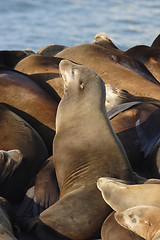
(115, 205, 160, 240)
(97, 177, 160, 212)
(105, 83, 160, 111)
(0, 66, 60, 154)
(0, 197, 17, 239)
(37, 44, 67, 56)
(92, 33, 121, 52)
(0, 103, 48, 203)
(0, 150, 23, 184)
(101, 211, 143, 240)
(14, 55, 65, 97)
(56, 43, 160, 99)
(0, 50, 34, 68)
(124, 45, 160, 82)
(37, 59, 137, 240)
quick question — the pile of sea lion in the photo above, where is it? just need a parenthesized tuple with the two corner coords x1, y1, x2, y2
(0, 32, 160, 240)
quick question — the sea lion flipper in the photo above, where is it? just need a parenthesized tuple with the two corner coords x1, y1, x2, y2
(136, 109, 160, 158)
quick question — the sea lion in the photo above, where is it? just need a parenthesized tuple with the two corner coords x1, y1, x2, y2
(37, 59, 136, 240)
(37, 44, 67, 56)
(0, 66, 60, 154)
(115, 205, 160, 240)
(56, 43, 160, 100)
(0, 197, 17, 239)
(101, 211, 143, 240)
(0, 103, 48, 203)
(151, 34, 160, 48)
(92, 33, 121, 52)
(124, 45, 160, 82)
(97, 177, 160, 212)
(0, 150, 23, 184)
(0, 50, 34, 68)
(109, 102, 160, 178)
(105, 83, 160, 111)
(15, 55, 65, 97)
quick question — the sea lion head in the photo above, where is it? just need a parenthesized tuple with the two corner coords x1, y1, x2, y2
(59, 59, 106, 101)
(0, 149, 23, 183)
(115, 205, 160, 240)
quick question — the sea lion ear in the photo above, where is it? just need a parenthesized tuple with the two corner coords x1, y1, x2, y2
(79, 81, 85, 90)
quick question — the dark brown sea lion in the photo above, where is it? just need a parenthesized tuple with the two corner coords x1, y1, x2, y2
(92, 33, 121, 52)
(124, 45, 160, 82)
(0, 103, 48, 203)
(14, 55, 64, 97)
(101, 211, 143, 240)
(115, 205, 160, 240)
(37, 44, 67, 56)
(37, 59, 136, 240)
(97, 177, 160, 212)
(109, 102, 160, 178)
(0, 50, 34, 68)
(56, 43, 160, 100)
(0, 197, 17, 239)
(151, 34, 160, 48)
(0, 66, 60, 154)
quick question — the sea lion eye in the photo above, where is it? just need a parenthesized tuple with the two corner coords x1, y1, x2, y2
(79, 82, 84, 90)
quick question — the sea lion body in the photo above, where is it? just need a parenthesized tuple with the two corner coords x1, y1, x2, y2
(125, 45, 160, 82)
(0, 67, 59, 153)
(0, 104, 48, 202)
(101, 211, 143, 240)
(39, 60, 135, 240)
(15, 55, 65, 97)
(115, 205, 160, 240)
(97, 177, 160, 212)
(37, 44, 67, 56)
(56, 43, 160, 100)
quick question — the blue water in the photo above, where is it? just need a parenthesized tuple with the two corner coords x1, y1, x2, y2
(0, 0, 160, 52)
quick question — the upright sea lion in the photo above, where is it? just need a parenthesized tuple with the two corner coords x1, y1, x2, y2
(0, 103, 48, 203)
(97, 177, 160, 212)
(56, 43, 160, 100)
(37, 59, 136, 240)
(0, 66, 60, 154)
(37, 44, 67, 56)
(101, 211, 143, 240)
(115, 205, 160, 240)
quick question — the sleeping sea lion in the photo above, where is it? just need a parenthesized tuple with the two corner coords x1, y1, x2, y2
(37, 59, 135, 240)
(0, 103, 48, 203)
(92, 33, 121, 52)
(101, 211, 143, 240)
(115, 205, 160, 240)
(0, 66, 60, 154)
(14, 55, 64, 97)
(124, 45, 160, 82)
(56, 43, 160, 100)
(37, 44, 67, 56)
(97, 177, 160, 212)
